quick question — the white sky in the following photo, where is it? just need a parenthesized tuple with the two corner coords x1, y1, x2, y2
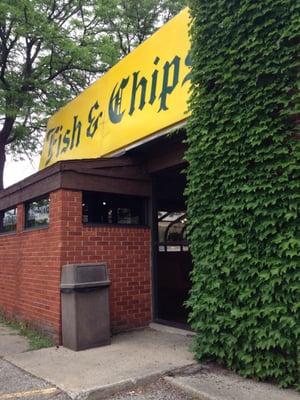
(4, 154, 39, 188)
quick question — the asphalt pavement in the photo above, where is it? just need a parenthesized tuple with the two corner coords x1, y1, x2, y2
(0, 359, 70, 400)
(0, 322, 70, 400)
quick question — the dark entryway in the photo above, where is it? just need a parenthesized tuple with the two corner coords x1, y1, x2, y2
(126, 129, 191, 328)
(152, 166, 192, 328)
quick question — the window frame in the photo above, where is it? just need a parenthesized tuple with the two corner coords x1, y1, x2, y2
(24, 195, 50, 230)
(82, 191, 148, 228)
(0, 206, 18, 234)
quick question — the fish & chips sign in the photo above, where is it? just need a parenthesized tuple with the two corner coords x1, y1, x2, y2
(39, 8, 191, 169)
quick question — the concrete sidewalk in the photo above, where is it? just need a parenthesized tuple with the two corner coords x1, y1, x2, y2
(2, 322, 299, 400)
(0, 323, 29, 356)
(6, 328, 195, 399)
(0, 322, 69, 400)
(165, 363, 300, 400)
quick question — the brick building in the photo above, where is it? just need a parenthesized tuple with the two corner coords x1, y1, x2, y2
(0, 136, 190, 343)
(0, 9, 192, 342)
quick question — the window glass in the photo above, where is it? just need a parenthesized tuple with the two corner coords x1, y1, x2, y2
(82, 192, 146, 226)
(0, 208, 17, 233)
(158, 211, 185, 243)
(158, 210, 188, 252)
(167, 221, 185, 242)
(25, 197, 50, 228)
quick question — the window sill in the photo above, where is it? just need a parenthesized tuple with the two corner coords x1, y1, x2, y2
(83, 223, 149, 229)
(23, 225, 49, 233)
(0, 230, 17, 237)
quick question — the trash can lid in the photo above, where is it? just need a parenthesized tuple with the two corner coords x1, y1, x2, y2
(61, 263, 110, 288)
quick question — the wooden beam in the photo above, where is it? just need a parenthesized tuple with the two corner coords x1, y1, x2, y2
(143, 141, 187, 174)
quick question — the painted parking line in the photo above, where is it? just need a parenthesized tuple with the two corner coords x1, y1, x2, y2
(0, 387, 59, 399)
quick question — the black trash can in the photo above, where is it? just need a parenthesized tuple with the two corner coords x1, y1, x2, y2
(61, 263, 111, 351)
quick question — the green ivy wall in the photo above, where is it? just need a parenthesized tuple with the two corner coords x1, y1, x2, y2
(186, 0, 300, 388)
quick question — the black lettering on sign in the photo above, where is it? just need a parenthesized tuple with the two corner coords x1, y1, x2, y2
(159, 55, 180, 112)
(129, 71, 147, 116)
(70, 116, 82, 150)
(61, 129, 71, 153)
(149, 57, 160, 105)
(182, 51, 192, 86)
(86, 101, 102, 138)
(109, 77, 129, 124)
(56, 126, 63, 157)
(43, 48, 192, 166)
(45, 127, 57, 166)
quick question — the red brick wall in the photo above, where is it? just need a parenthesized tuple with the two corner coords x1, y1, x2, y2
(0, 189, 152, 342)
(59, 190, 152, 333)
(0, 191, 64, 341)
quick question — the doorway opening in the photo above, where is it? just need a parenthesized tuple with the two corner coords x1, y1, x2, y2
(153, 166, 192, 329)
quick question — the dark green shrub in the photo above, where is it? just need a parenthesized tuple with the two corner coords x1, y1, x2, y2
(186, 0, 300, 388)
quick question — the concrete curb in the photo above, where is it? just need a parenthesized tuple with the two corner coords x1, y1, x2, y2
(164, 371, 300, 400)
(165, 376, 220, 400)
(72, 364, 199, 400)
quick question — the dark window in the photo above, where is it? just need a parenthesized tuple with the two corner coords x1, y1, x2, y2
(82, 191, 147, 226)
(0, 208, 17, 233)
(25, 196, 50, 229)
